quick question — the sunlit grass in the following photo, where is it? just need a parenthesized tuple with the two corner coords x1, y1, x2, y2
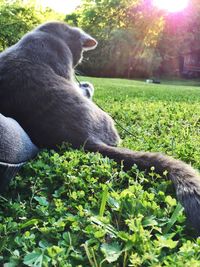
(1, 77, 200, 266)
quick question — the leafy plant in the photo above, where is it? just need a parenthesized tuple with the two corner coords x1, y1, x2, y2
(1, 77, 200, 266)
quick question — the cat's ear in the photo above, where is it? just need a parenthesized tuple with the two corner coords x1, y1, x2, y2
(82, 34, 97, 51)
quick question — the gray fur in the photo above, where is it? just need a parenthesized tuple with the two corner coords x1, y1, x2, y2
(0, 22, 200, 232)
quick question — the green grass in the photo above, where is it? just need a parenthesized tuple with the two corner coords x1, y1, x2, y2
(1, 78, 200, 266)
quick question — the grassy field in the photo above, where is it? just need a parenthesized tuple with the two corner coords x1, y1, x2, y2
(1, 78, 200, 266)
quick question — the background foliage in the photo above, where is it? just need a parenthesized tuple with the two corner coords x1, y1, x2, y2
(66, 0, 200, 78)
(1, 0, 200, 78)
(0, 0, 62, 51)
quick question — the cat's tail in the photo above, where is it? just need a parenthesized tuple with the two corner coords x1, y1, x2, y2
(86, 143, 200, 233)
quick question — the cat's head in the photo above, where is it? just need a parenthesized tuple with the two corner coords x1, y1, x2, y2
(37, 22, 97, 66)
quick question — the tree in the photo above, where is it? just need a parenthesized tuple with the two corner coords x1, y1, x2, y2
(66, 0, 164, 78)
(66, 0, 200, 78)
(0, 0, 62, 51)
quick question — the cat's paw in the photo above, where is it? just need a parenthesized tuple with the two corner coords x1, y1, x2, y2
(79, 81, 94, 100)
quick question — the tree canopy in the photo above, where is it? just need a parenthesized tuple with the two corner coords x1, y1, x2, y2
(66, 0, 200, 78)
(0, 0, 62, 51)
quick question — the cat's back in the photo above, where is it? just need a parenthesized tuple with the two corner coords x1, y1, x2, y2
(0, 31, 46, 85)
(0, 28, 71, 73)
(0, 24, 120, 148)
(0, 27, 72, 114)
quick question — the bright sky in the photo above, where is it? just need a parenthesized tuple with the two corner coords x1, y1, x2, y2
(153, 0, 189, 13)
(38, 0, 82, 14)
(38, 0, 189, 14)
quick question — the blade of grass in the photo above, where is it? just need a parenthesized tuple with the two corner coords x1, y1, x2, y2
(99, 185, 109, 217)
(164, 203, 184, 234)
(82, 243, 97, 267)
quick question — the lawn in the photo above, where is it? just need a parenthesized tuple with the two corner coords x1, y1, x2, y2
(1, 77, 200, 266)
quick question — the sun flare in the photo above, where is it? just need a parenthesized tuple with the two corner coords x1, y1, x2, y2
(153, 0, 189, 13)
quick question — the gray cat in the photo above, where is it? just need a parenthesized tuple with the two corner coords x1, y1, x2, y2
(0, 22, 200, 232)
